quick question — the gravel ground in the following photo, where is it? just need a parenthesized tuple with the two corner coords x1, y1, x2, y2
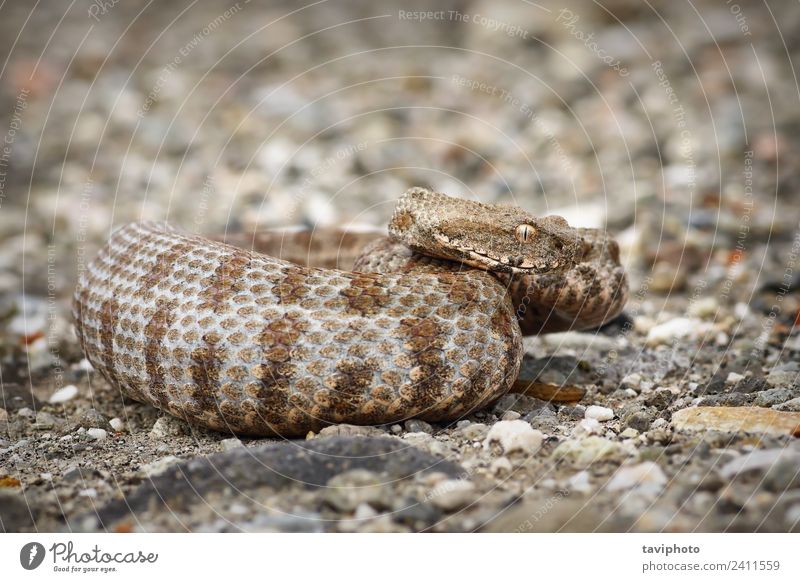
(1, 0, 800, 532)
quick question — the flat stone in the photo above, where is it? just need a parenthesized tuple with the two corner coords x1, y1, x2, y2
(48, 384, 78, 404)
(84, 437, 464, 529)
(718, 448, 800, 479)
(671, 407, 800, 437)
(585, 405, 614, 421)
(426, 480, 476, 511)
(317, 424, 387, 438)
(552, 437, 633, 468)
(483, 420, 544, 454)
(606, 462, 668, 493)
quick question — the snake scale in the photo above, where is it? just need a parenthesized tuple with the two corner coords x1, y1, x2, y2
(73, 188, 628, 436)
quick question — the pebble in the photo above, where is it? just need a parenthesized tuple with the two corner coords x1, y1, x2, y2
(0, 408, 7, 422)
(48, 385, 79, 404)
(140, 455, 181, 478)
(606, 462, 668, 493)
(585, 405, 614, 421)
(726, 372, 745, 384)
(552, 437, 633, 468)
(317, 424, 387, 438)
(427, 480, 476, 511)
(79, 488, 98, 498)
(672, 406, 800, 437)
(404, 419, 434, 434)
(567, 470, 592, 493)
(646, 318, 703, 346)
(620, 373, 643, 391)
(483, 420, 544, 454)
(221, 438, 244, 450)
(776, 397, 800, 412)
(109, 417, 125, 432)
(323, 470, 389, 513)
(149, 416, 188, 438)
(490, 457, 513, 476)
(620, 428, 640, 439)
(718, 448, 800, 479)
(573, 418, 603, 437)
(86, 428, 108, 441)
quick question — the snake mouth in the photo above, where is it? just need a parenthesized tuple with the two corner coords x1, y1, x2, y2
(463, 249, 559, 274)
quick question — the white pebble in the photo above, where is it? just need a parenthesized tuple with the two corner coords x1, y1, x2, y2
(573, 417, 602, 437)
(490, 457, 513, 475)
(484, 420, 544, 454)
(76, 358, 95, 372)
(606, 462, 667, 493)
(567, 470, 592, 493)
(86, 428, 107, 441)
(140, 455, 180, 478)
(585, 405, 614, 422)
(79, 488, 98, 498)
(427, 480, 476, 511)
(646, 318, 701, 346)
(726, 372, 745, 384)
(221, 438, 244, 450)
(109, 417, 125, 432)
(48, 385, 79, 404)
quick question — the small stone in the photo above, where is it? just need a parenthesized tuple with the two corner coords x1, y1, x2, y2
(74, 409, 111, 431)
(86, 428, 107, 441)
(150, 416, 188, 438)
(140, 455, 180, 477)
(109, 417, 125, 432)
(353, 503, 378, 520)
(17, 407, 35, 419)
(672, 406, 800, 437)
(34, 412, 58, 429)
(623, 411, 652, 432)
(490, 457, 513, 476)
(753, 388, 798, 407)
(317, 424, 387, 438)
(501, 411, 521, 421)
(324, 469, 389, 512)
(726, 372, 745, 384)
(567, 470, 592, 493)
(573, 418, 602, 437)
(79, 488, 98, 498)
(221, 438, 243, 450)
(621, 373, 642, 391)
(718, 448, 800, 479)
(688, 297, 719, 318)
(776, 397, 800, 412)
(48, 385, 79, 404)
(456, 423, 489, 441)
(606, 462, 668, 493)
(646, 318, 704, 346)
(484, 420, 544, 454)
(0, 408, 7, 422)
(552, 437, 632, 468)
(585, 405, 614, 421)
(427, 480, 476, 511)
(404, 419, 434, 434)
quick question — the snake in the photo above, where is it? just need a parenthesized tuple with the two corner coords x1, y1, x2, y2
(72, 187, 628, 436)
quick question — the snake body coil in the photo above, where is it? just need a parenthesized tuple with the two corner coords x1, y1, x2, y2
(73, 188, 627, 436)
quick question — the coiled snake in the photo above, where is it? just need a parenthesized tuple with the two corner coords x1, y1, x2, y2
(73, 188, 627, 436)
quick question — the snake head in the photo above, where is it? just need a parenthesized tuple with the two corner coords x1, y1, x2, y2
(389, 187, 584, 275)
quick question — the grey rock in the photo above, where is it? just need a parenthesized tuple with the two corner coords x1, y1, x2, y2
(83, 437, 464, 529)
(404, 419, 434, 434)
(317, 424, 387, 438)
(753, 387, 799, 407)
(73, 409, 111, 432)
(323, 469, 391, 512)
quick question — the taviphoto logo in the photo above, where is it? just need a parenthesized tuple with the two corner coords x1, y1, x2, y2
(19, 542, 46, 570)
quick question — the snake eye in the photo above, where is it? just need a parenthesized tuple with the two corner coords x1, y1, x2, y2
(515, 224, 536, 243)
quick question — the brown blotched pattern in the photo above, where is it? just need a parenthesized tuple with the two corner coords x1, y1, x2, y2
(73, 223, 523, 436)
